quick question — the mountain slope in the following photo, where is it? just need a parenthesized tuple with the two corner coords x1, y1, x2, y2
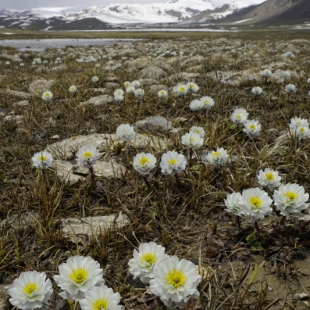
(219, 0, 310, 25)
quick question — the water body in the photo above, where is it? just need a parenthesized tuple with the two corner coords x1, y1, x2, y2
(0, 38, 136, 51)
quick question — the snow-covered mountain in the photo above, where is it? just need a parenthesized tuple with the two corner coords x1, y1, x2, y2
(0, 0, 266, 25)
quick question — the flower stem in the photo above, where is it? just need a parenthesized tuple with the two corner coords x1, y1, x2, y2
(280, 215, 286, 226)
(254, 221, 260, 237)
(143, 176, 151, 189)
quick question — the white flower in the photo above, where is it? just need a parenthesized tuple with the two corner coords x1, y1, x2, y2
(92, 76, 99, 83)
(189, 99, 203, 111)
(273, 183, 309, 216)
(126, 85, 135, 94)
(230, 108, 249, 124)
(189, 126, 205, 138)
(158, 89, 168, 99)
(128, 242, 168, 284)
(42, 90, 53, 102)
(8, 271, 53, 310)
(239, 188, 273, 222)
(54, 256, 104, 301)
(257, 168, 281, 190)
(307, 77, 310, 84)
(124, 81, 131, 88)
(160, 151, 187, 175)
(173, 84, 188, 96)
(285, 84, 296, 93)
(79, 285, 124, 310)
(224, 192, 244, 216)
(187, 82, 199, 93)
(5, 61, 10, 66)
(131, 80, 141, 88)
(114, 88, 124, 96)
(32, 151, 53, 169)
(114, 94, 124, 102)
(134, 88, 145, 98)
(181, 132, 203, 150)
(251, 86, 263, 95)
(133, 152, 156, 175)
(20, 62, 25, 67)
(260, 69, 272, 78)
(293, 125, 310, 140)
(116, 124, 135, 142)
(76, 145, 100, 168)
(69, 85, 77, 93)
(282, 70, 291, 79)
(243, 119, 261, 137)
(200, 96, 215, 109)
(203, 147, 229, 166)
(149, 256, 201, 308)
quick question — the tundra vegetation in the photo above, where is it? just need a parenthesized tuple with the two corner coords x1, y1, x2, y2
(1, 29, 310, 309)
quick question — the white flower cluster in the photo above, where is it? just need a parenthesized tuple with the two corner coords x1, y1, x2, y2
(189, 96, 215, 111)
(225, 180, 309, 221)
(128, 242, 201, 308)
(8, 256, 124, 310)
(230, 108, 249, 124)
(289, 117, 310, 140)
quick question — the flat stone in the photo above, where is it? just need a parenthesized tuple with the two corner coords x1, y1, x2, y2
(169, 72, 200, 82)
(105, 82, 120, 89)
(46, 133, 167, 160)
(13, 100, 29, 106)
(72, 160, 126, 178)
(134, 115, 172, 133)
(29, 79, 55, 96)
(3, 115, 23, 123)
(0, 89, 31, 99)
(54, 160, 85, 184)
(149, 85, 168, 94)
(139, 66, 166, 80)
(80, 95, 113, 106)
(61, 213, 130, 243)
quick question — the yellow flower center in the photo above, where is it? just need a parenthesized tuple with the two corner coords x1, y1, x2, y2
(92, 298, 109, 310)
(83, 151, 93, 160)
(180, 87, 186, 92)
(265, 172, 275, 180)
(212, 151, 220, 157)
(166, 269, 186, 289)
(249, 124, 256, 130)
(299, 127, 305, 133)
(70, 267, 89, 284)
(140, 253, 157, 265)
(168, 158, 178, 165)
(249, 196, 262, 208)
(139, 157, 150, 165)
(236, 115, 241, 119)
(284, 191, 297, 201)
(23, 283, 37, 296)
(204, 100, 210, 104)
(38, 155, 47, 162)
(194, 130, 200, 134)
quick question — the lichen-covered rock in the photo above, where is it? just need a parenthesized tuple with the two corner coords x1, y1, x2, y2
(29, 79, 55, 96)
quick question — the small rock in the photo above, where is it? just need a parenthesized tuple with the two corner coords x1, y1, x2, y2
(61, 213, 130, 243)
(80, 95, 113, 106)
(105, 82, 120, 89)
(294, 293, 309, 300)
(134, 115, 172, 133)
(29, 79, 55, 96)
(0, 89, 31, 99)
(139, 66, 166, 80)
(3, 115, 23, 123)
(13, 100, 29, 106)
(51, 135, 60, 139)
